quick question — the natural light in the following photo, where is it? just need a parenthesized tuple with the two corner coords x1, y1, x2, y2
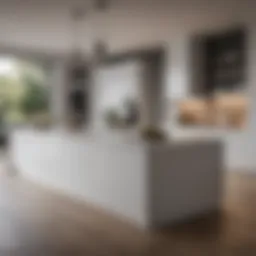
(0, 58, 16, 76)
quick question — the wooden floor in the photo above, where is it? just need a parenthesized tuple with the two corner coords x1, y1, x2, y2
(0, 172, 255, 256)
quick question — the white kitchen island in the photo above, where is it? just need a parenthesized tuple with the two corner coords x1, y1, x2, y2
(10, 129, 223, 229)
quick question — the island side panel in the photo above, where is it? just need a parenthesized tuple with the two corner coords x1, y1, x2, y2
(148, 141, 224, 227)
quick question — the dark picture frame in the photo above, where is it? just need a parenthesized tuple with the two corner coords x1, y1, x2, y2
(202, 28, 247, 94)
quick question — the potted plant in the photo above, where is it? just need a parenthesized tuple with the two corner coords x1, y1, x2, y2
(140, 126, 166, 142)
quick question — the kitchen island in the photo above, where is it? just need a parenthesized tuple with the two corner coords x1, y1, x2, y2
(10, 129, 223, 228)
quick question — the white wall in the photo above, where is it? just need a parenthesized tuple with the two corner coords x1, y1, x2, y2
(225, 24, 256, 171)
(2, 0, 256, 170)
(93, 60, 142, 131)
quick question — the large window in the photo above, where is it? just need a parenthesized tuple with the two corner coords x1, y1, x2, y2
(0, 57, 49, 127)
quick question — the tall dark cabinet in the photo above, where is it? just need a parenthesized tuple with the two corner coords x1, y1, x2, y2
(66, 59, 90, 127)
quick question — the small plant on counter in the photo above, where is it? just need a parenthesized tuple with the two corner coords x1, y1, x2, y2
(104, 108, 122, 128)
(140, 127, 166, 142)
(104, 98, 140, 129)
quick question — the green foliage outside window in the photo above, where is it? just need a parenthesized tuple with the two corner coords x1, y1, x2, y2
(19, 74, 49, 117)
(0, 59, 49, 125)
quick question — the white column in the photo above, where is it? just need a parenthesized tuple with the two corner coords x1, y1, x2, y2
(139, 56, 164, 130)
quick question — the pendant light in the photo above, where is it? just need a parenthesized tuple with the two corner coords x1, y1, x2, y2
(66, 0, 109, 128)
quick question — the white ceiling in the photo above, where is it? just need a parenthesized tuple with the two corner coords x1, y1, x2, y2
(0, 0, 254, 55)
